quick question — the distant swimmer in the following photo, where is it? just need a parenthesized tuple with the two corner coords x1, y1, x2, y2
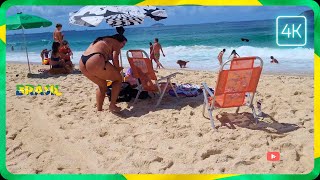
(270, 56, 279, 64)
(217, 49, 225, 66)
(11, 45, 14, 51)
(241, 38, 249, 42)
(229, 49, 240, 59)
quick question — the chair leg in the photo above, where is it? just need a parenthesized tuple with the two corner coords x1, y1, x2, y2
(235, 107, 240, 114)
(134, 90, 141, 104)
(208, 108, 215, 129)
(250, 104, 259, 124)
(203, 90, 215, 128)
(202, 102, 206, 118)
(156, 90, 166, 107)
(170, 81, 179, 98)
(202, 89, 208, 118)
(156, 82, 169, 107)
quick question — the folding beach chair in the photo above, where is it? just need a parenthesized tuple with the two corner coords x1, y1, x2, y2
(126, 50, 181, 107)
(202, 56, 263, 128)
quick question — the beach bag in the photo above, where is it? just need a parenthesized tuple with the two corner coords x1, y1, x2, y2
(129, 89, 151, 100)
(168, 83, 203, 97)
(106, 82, 133, 102)
(106, 82, 151, 102)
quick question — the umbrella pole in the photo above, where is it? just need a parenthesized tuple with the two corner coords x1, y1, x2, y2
(22, 27, 31, 74)
(120, 51, 124, 82)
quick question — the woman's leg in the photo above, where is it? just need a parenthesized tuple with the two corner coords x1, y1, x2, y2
(80, 62, 108, 111)
(88, 62, 122, 112)
(159, 62, 165, 69)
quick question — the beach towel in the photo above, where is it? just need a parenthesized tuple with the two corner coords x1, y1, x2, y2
(168, 83, 206, 97)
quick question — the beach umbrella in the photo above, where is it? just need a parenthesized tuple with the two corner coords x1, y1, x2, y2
(6, 12, 52, 73)
(69, 6, 168, 76)
(69, 6, 168, 27)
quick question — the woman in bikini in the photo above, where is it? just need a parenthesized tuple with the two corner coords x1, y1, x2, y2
(50, 42, 65, 68)
(79, 34, 127, 112)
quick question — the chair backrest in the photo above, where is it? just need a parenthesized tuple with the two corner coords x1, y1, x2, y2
(126, 50, 158, 92)
(130, 50, 144, 58)
(214, 56, 263, 108)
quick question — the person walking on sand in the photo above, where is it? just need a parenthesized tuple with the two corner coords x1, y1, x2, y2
(151, 38, 165, 69)
(217, 49, 225, 66)
(79, 34, 127, 112)
(229, 49, 240, 59)
(53, 23, 63, 44)
(270, 56, 279, 64)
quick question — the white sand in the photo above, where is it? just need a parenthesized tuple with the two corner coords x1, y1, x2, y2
(6, 63, 314, 174)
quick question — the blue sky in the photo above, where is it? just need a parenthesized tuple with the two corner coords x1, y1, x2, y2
(6, 6, 311, 34)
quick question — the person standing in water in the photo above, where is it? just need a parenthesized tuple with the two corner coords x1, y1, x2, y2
(217, 49, 225, 66)
(151, 38, 165, 69)
(79, 34, 127, 112)
(53, 23, 63, 44)
(270, 56, 279, 64)
(229, 49, 240, 59)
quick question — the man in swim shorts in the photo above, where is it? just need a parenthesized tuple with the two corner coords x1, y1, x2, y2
(151, 38, 165, 69)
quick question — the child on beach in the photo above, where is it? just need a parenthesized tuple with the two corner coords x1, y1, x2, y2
(151, 38, 165, 69)
(40, 49, 51, 65)
(40, 49, 51, 59)
(217, 49, 225, 65)
(270, 56, 279, 64)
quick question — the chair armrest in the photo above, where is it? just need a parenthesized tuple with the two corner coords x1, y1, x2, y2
(158, 72, 182, 81)
(202, 82, 214, 97)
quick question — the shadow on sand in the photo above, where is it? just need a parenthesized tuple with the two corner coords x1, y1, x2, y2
(110, 94, 205, 119)
(27, 69, 82, 79)
(215, 111, 300, 134)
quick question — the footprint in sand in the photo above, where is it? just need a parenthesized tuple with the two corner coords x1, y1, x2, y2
(234, 160, 254, 166)
(201, 149, 222, 160)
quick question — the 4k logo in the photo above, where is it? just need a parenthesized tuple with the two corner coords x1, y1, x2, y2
(276, 16, 307, 46)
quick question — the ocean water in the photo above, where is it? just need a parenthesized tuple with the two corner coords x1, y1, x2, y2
(6, 19, 314, 74)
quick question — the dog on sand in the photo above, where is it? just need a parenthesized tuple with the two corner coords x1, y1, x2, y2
(177, 60, 189, 68)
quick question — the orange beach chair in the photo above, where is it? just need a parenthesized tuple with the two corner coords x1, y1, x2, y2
(202, 56, 263, 128)
(126, 50, 181, 107)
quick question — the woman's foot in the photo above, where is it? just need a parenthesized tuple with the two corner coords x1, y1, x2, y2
(109, 104, 121, 113)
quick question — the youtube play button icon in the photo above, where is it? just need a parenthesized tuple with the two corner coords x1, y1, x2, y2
(267, 152, 280, 161)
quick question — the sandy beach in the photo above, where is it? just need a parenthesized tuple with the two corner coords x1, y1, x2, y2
(6, 63, 314, 174)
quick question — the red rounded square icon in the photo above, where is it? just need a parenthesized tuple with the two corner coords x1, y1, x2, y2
(267, 152, 280, 161)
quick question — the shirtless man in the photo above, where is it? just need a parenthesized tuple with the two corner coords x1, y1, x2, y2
(53, 23, 63, 43)
(151, 38, 165, 69)
(217, 49, 225, 66)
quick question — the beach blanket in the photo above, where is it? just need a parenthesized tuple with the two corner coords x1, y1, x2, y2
(169, 83, 204, 97)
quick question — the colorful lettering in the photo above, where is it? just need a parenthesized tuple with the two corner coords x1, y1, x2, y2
(16, 85, 24, 96)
